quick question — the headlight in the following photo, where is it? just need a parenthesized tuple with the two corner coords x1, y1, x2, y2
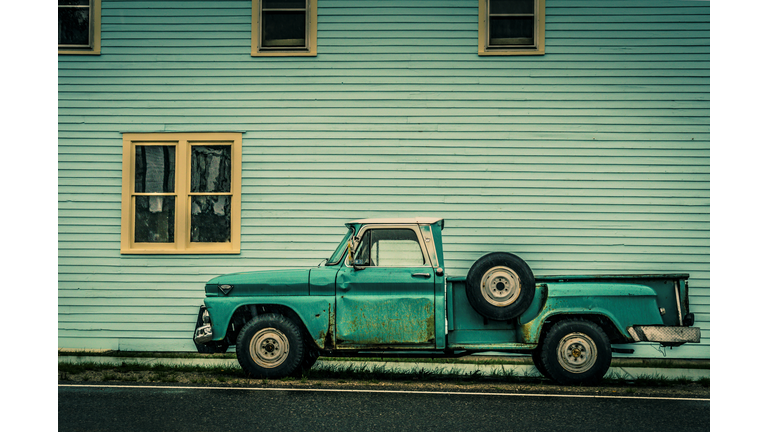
(202, 309, 211, 324)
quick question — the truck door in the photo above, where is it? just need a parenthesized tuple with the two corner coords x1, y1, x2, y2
(335, 225, 436, 348)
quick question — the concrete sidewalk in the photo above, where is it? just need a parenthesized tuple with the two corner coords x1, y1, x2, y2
(57, 352, 709, 381)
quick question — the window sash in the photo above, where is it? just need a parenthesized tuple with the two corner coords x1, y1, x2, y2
(258, 0, 309, 51)
(58, 1, 93, 48)
(486, 0, 537, 49)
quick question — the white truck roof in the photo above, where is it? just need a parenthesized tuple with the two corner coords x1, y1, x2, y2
(347, 217, 444, 227)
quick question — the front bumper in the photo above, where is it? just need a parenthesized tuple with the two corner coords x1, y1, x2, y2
(628, 325, 701, 346)
(193, 305, 213, 344)
(194, 323, 213, 344)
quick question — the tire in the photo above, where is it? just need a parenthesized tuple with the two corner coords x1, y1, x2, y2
(300, 346, 320, 374)
(465, 252, 535, 321)
(531, 347, 552, 380)
(236, 313, 305, 379)
(540, 320, 612, 386)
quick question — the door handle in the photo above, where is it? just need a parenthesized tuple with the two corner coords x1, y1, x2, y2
(411, 273, 431, 278)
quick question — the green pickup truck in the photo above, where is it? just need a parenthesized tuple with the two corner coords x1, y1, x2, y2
(194, 217, 700, 385)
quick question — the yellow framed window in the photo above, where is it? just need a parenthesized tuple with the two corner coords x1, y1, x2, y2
(58, 0, 101, 55)
(252, 0, 318, 56)
(121, 133, 242, 254)
(479, 0, 545, 56)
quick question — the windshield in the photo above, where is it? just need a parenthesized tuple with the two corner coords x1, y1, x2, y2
(327, 227, 354, 265)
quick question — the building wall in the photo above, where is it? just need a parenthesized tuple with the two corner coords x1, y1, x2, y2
(58, 0, 710, 357)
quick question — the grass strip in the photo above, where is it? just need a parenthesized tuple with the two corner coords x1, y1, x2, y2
(58, 359, 709, 389)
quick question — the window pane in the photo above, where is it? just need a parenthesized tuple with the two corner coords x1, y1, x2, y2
(263, 0, 306, 9)
(355, 229, 424, 267)
(191, 196, 231, 243)
(490, 0, 534, 15)
(190, 146, 231, 193)
(262, 11, 306, 47)
(135, 146, 175, 193)
(135, 196, 175, 243)
(354, 230, 372, 265)
(490, 17, 534, 45)
(58, 7, 90, 45)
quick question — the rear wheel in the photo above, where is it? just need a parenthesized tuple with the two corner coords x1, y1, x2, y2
(540, 320, 612, 385)
(236, 313, 305, 379)
(531, 347, 552, 380)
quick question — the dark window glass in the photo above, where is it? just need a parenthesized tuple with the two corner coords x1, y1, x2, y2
(262, 11, 306, 47)
(135, 196, 175, 243)
(135, 146, 175, 193)
(263, 0, 306, 8)
(490, 17, 534, 45)
(58, 5, 90, 46)
(191, 196, 231, 243)
(490, 0, 534, 15)
(191, 146, 231, 193)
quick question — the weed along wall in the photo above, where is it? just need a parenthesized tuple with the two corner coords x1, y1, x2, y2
(58, 0, 710, 359)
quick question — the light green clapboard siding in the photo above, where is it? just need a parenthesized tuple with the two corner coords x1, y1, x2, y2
(58, 0, 710, 356)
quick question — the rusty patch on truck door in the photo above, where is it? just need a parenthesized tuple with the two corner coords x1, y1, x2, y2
(336, 296, 435, 346)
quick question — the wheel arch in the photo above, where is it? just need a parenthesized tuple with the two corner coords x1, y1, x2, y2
(526, 312, 630, 345)
(222, 302, 330, 351)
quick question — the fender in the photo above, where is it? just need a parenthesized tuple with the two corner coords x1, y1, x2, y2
(519, 282, 664, 344)
(204, 296, 335, 349)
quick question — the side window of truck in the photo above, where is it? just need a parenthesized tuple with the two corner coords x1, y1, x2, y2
(354, 228, 425, 267)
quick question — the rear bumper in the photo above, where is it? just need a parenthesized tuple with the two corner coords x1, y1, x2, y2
(628, 325, 701, 346)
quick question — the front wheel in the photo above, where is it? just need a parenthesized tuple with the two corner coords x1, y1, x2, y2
(540, 320, 612, 385)
(236, 313, 305, 379)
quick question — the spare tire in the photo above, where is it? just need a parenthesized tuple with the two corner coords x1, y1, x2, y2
(465, 252, 535, 321)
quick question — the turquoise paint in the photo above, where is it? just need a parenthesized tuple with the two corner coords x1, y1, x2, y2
(309, 266, 338, 296)
(207, 269, 310, 296)
(58, 0, 710, 358)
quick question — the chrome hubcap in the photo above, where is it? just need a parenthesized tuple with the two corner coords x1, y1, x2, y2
(249, 328, 290, 368)
(557, 332, 597, 374)
(480, 266, 521, 307)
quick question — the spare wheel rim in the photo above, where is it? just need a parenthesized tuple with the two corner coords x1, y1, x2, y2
(480, 266, 521, 307)
(249, 328, 290, 368)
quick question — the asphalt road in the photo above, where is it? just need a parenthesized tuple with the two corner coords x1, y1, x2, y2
(59, 384, 709, 432)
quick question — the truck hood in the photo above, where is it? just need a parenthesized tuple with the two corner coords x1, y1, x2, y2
(206, 268, 310, 296)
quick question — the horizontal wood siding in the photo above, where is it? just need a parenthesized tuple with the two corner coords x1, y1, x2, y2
(59, 0, 710, 357)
